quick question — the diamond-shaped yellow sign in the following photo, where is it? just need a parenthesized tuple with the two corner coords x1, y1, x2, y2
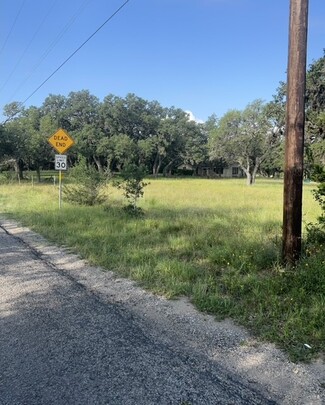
(48, 128, 74, 154)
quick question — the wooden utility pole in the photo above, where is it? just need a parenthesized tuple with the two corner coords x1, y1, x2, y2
(282, 0, 309, 264)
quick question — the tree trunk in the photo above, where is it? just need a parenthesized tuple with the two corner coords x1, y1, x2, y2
(240, 159, 253, 186)
(163, 161, 174, 177)
(251, 163, 259, 184)
(106, 157, 113, 173)
(36, 167, 41, 183)
(246, 172, 253, 185)
(152, 153, 159, 176)
(152, 153, 162, 177)
(93, 156, 103, 173)
(242, 158, 259, 185)
(14, 159, 24, 181)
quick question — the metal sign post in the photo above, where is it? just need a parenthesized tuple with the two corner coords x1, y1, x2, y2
(55, 154, 67, 209)
(59, 170, 62, 209)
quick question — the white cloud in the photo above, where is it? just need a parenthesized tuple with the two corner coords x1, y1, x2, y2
(185, 110, 204, 123)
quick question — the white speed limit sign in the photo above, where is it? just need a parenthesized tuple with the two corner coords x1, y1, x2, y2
(55, 154, 67, 171)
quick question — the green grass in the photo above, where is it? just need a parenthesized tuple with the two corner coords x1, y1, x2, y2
(0, 178, 324, 361)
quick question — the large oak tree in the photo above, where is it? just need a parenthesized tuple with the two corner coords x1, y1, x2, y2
(209, 100, 280, 185)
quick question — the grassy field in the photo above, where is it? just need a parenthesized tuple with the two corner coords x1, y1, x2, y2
(0, 177, 324, 361)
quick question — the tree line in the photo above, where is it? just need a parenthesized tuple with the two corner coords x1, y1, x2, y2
(0, 52, 324, 185)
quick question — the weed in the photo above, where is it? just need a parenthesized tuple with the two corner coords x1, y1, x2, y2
(63, 157, 109, 206)
(0, 178, 323, 361)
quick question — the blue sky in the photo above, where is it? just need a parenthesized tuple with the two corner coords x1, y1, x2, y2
(1, 0, 324, 123)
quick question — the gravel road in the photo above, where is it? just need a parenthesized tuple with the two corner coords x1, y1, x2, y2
(0, 218, 324, 405)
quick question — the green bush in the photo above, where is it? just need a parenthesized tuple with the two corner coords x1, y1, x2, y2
(175, 168, 195, 176)
(114, 163, 148, 214)
(310, 164, 325, 183)
(63, 158, 109, 206)
(306, 181, 325, 245)
(0, 170, 17, 184)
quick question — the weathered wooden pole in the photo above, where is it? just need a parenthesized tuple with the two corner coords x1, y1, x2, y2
(282, 0, 309, 264)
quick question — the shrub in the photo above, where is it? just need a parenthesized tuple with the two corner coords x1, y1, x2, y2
(0, 171, 16, 184)
(310, 164, 325, 183)
(63, 158, 109, 206)
(306, 181, 325, 245)
(114, 163, 148, 214)
(175, 168, 195, 176)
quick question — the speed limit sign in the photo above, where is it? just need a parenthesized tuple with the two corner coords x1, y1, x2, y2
(55, 154, 67, 171)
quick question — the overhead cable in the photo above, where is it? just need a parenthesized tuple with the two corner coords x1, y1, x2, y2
(0, 0, 26, 58)
(7, 0, 94, 102)
(0, 0, 59, 94)
(2, 0, 131, 124)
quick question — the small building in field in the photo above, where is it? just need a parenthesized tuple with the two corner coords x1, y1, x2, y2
(221, 164, 245, 178)
(177, 163, 245, 178)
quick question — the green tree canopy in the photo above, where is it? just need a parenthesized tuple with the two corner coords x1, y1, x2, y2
(209, 100, 280, 185)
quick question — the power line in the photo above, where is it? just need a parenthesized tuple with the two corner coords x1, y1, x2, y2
(0, 0, 26, 58)
(2, 0, 131, 124)
(0, 0, 59, 94)
(7, 0, 94, 102)
(21, 0, 131, 105)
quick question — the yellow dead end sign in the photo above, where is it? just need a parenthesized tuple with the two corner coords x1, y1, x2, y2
(48, 128, 74, 154)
